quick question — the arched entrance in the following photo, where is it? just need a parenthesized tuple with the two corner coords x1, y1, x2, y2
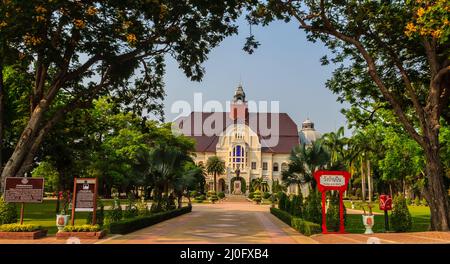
(218, 178, 226, 193)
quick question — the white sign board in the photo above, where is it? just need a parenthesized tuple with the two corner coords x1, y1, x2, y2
(319, 175, 346, 187)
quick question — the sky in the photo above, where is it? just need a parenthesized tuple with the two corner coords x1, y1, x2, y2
(162, 19, 349, 135)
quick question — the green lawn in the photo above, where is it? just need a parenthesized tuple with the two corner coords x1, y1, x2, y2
(15, 200, 91, 234)
(342, 200, 431, 233)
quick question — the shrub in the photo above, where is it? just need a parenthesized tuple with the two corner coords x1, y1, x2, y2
(263, 192, 271, 199)
(248, 192, 255, 199)
(405, 198, 412, 206)
(0, 224, 41, 232)
(291, 218, 321, 236)
(87, 198, 105, 226)
(136, 198, 150, 216)
(106, 198, 123, 224)
(190, 190, 198, 198)
(217, 192, 225, 199)
(270, 207, 292, 226)
(196, 194, 206, 201)
(290, 194, 303, 217)
(391, 194, 412, 232)
(0, 197, 18, 225)
(109, 206, 192, 234)
(304, 189, 322, 224)
(253, 190, 262, 203)
(207, 190, 215, 197)
(422, 198, 428, 206)
(414, 197, 421, 206)
(63, 224, 101, 232)
(326, 193, 340, 232)
(278, 192, 288, 211)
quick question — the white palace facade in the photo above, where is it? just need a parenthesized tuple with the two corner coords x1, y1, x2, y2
(175, 85, 321, 195)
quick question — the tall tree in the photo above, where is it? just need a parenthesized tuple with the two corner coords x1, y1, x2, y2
(0, 1, 244, 187)
(246, 0, 450, 231)
(206, 156, 225, 192)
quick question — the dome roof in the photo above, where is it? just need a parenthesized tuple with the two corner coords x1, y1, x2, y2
(299, 119, 321, 145)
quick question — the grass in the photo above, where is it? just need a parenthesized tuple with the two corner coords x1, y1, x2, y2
(14, 200, 90, 234)
(342, 200, 431, 233)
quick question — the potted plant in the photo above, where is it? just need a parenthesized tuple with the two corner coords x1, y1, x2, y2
(361, 203, 374, 234)
(56, 191, 71, 231)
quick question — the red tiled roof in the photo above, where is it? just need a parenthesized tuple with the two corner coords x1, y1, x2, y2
(175, 112, 299, 153)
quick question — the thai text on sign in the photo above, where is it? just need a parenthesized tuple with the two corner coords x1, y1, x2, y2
(4, 177, 44, 203)
(74, 178, 96, 212)
(319, 175, 346, 187)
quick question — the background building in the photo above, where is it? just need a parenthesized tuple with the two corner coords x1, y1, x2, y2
(175, 85, 321, 195)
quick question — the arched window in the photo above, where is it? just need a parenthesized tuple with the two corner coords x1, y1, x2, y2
(281, 162, 288, 172)
(231, 145, 246, 170)
(273, 163, 279, 172)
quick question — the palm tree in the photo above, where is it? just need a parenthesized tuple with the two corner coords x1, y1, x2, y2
(174, 162, 205, 208)
(147, 144, 191, 210)
(206, 156, 225, 192)
(283, 140, 330, 192)
(252, 177, 270, 192)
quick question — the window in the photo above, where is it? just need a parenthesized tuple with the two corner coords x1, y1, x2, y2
(262, 162, 268, 171)
(231, 145, 246, 170)
(273, 163, 279, 172)
(251, 162, 257, 170)
(281, 162, 288, 172)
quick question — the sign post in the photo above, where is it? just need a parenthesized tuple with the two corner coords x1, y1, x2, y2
(4, 177, 45, 224)
(379, 194, 392, 232)
(314, 170, 351, 234)
(71, 178, 97, 226)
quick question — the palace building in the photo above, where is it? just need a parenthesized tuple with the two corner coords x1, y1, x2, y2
(175, 85, 321, 195)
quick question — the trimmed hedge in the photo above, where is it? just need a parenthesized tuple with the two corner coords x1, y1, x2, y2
(0, 223, 41, 232)
(291, 218, 321, 236)
(109, 206, 192, 234)
(270, 207, 321, 236)
(270, 207, 292, 226)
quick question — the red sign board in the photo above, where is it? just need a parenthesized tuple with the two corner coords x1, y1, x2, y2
(3, 177, 44, 203)
(314, 170, 350, 192)
(313, 170, 351, 234)
(379, 194, 392, 211)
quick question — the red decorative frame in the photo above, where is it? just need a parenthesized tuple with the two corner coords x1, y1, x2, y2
(313, 170, 351, 234)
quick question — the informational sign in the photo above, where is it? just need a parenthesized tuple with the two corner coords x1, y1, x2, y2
(73, 178, 97, 212)
(313, 170, 351, 234)
(4, 177, 44, 203)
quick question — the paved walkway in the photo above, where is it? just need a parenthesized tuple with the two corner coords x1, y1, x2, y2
(1, 196, 450, 244)
(100, 195, 316, 244)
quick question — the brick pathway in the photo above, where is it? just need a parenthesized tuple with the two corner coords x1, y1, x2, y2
(1, 196, 449, 244)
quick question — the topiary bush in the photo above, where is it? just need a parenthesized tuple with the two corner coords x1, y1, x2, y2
(326, 193, 340, 232)
(284, 195, 291, 213)
(414, 197, 421, 206)
(248, 192, 255, 199)
(304, 189, 322, 224)
(0, 197, 18, 225)
(109, 206, 192, 234)
(106, 198, 123, 224)
(263, 192, 271, 199)
(391, 194, 412, 232)
(208, 191, 218, 203)
(253, 190, 262, 204)
(422, 198, 428, 206)
(290, 194, 303, 217)
(291, 218, 321, 236)
(278, 192, 288, 211)
(217, 192, 225, 199)
(87, 198, 105, 226)
(270, 207, 292, 226)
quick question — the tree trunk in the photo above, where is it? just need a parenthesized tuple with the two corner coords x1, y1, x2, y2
(361, 157, 366, 201)
(0, 65, 4, 190)
(367, 159, 372, 203)
(423, 141, 450, 231)
(213, 172, 217, 192)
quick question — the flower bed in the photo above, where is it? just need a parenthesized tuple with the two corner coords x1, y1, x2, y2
(0, 224, 47, 239)
(56, 224, 106, 240)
